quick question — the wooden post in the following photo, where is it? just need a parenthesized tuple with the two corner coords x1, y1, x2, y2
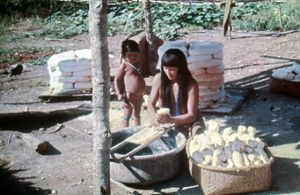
(223, 0, 233, 38)
(143, 0, 157, 76)
(89, 0, 112, 194)
(277, 2, 283, 31)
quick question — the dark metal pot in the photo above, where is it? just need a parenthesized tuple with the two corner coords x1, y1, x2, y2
(110, 127, 187, 186)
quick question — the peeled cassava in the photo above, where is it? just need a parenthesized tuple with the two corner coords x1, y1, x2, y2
(157, 108, 170, 114)
(190, 121, 271, 169)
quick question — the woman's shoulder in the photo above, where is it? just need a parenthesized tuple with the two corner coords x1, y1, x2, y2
(153, 72, 162, 82)
(186, 76, 198, 91)
(187, 76, 197, 85)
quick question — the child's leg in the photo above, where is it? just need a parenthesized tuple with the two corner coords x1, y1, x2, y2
(132, 95, 144, 126)
(123, 103, 133, 128)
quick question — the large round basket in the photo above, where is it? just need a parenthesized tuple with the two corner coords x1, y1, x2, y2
(186, 137, 274, 195)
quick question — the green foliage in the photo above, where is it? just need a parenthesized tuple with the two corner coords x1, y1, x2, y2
(232, 1, 300, 31)
(24, 59, 47, 66)
(30, 9, 89, 38)
(107, 3, 224, 40)
(33, 81, 49, 87)
(1, 1, 299, 42)
(0, 46, 63, 66)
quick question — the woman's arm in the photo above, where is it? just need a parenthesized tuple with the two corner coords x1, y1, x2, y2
(147, 73, 161, 122)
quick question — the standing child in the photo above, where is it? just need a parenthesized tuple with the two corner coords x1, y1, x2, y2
(114, 39, 146, 127)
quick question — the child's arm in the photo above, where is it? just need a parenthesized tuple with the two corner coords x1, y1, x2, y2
(114, 63, 126, 101)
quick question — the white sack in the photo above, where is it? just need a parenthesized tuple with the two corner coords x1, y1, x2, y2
(56, 64, 91, 73)
(206, 64, 225, 74)
(49, 81, 74, 89)
(52, 76, 91, 83)
(199, 94, 221, 102)
(199, 88, 221, 96)
(198, 100, 214, 109)
(48, 69, 73, 78)
(210, 78, 224, 89)
(188, 59, 223, 69)
(186, 54, 212, 63)
(74, 82, 93, 89)
(198, 81, 211, 90)
(47, 50, 78, 67)
(194, 73, 224, 82)
(272, 71, 295, 81)
(189, 41, 223, 55)
(73, 69, 92, 77)
(75, 48, 91, 65)
(190, 68, 206, 76)
(213, 51, 224, 59)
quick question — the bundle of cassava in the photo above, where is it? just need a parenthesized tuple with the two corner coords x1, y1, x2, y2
(189, 120, 271, 169)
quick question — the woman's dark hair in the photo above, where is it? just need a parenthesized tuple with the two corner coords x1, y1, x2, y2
(121, 39, 140, 58)
(160, 48, 193, 112)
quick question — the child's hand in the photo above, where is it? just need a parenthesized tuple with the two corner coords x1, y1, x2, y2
(117, 93, 124, 101)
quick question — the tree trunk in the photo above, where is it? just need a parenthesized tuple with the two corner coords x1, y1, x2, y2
(143, 0, 156, 76)
(89, 0, 112, 194)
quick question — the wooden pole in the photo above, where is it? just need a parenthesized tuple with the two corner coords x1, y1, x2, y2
(143, 0, 157, 76)
(277, 2, 283, 31)
(89, 0, 112, 194)
(223, 0, 233, 38)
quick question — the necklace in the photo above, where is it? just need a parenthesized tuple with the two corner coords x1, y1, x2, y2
(128, 62, 140, 74)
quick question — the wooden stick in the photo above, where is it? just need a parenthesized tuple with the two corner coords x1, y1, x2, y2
(7, 131, 12, 145)
(64, 124, 87, 135)
(49, 123, 65, 134)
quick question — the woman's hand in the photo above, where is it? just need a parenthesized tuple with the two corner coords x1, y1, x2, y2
(155, 113, 170, 124)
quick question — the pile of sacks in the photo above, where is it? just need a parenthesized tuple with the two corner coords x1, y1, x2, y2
(157, 41, 226, 109)
(47, 49, 92, 95)
(271, 62, 300, 82)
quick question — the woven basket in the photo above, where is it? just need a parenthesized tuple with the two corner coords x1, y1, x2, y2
(186, 138, 274, 195)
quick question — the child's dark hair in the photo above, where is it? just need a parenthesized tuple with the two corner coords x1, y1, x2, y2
(121, 39, 140, 58)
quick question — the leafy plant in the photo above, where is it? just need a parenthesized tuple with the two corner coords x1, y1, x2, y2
(0, 46, 63, 67)
(1, 1, 299, 41)
(232, 1, 300, 31)
(24, 59, 47, 66)
(33, 81, 49, 87)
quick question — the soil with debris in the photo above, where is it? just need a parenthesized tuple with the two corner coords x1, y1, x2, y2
(0, 30, 300, 195)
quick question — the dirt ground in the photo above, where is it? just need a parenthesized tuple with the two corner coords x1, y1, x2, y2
(0, 30, 300, 195)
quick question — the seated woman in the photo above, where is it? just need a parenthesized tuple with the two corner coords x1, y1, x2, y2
(147, 48, 206, 138)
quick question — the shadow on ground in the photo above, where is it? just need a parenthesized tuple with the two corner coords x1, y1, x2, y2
(0, 160, 51, 195)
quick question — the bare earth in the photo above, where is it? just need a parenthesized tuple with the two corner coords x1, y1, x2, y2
(0, 30, 300, 195)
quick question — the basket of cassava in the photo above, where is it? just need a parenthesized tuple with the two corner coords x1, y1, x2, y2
(186, 120, 274, 195)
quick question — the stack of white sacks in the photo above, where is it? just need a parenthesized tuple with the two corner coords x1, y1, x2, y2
(271, 62, 300, 82)
(47, 49, 93, 95)
(157, 41, 226, 109)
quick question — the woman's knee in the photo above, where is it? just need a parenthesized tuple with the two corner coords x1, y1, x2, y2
(190, 125, 204, 137)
